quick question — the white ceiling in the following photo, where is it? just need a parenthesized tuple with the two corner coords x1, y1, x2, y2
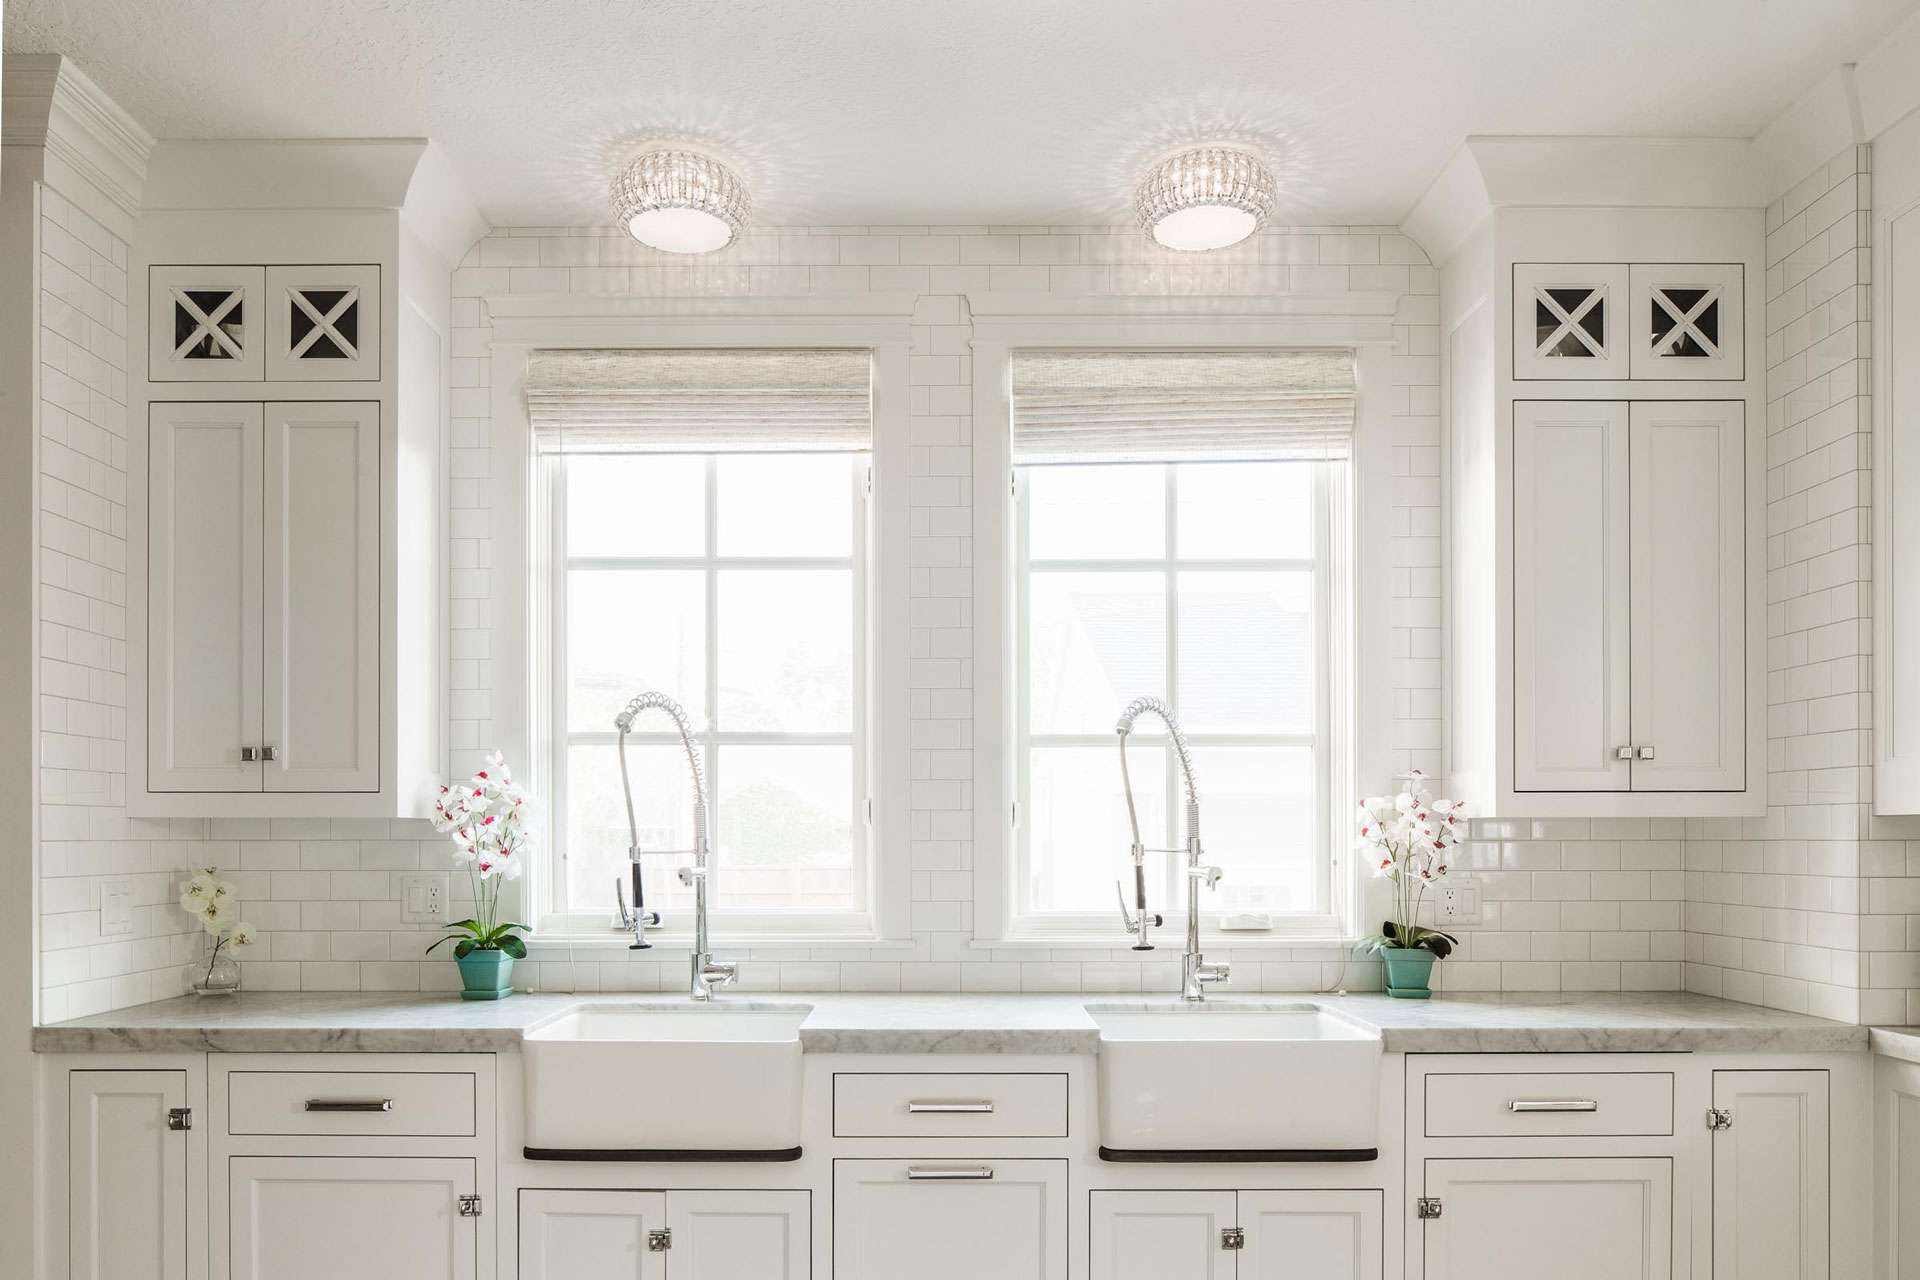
(8, 0, 1918, 229)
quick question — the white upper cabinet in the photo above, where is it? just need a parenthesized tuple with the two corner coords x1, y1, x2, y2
(147, 402, 264, 792)
(1629, 400, 1746, 791)
(148, 403, 380, 798)
(1509, 400, 1745, 797)
(264, 265, 381, 382)
(1513, 264, 1631, 379)
(263, 401, 380, 792)
(1512, 400, 1632, 791)
(149, 265, 265, 382)
(133, 237, 445, 817)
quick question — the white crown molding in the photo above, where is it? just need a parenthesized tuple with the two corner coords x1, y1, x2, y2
(1403, 135, 1766, 266)
(1856, 6, 1920, 142)
(401, 142, 490, 269)
(2, 54, 154, 224)
(1751, 67, 1864, 200)
(143, 138, 429, 210)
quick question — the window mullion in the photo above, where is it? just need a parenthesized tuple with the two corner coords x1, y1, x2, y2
(705, 456, 721, 900)
(1163, 463, 1180, 902)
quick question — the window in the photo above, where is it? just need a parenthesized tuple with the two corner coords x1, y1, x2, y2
(525, 347, 876, 934)
(1016, 459, 1346, 929)
(544, 451, 867, 926)
(1005, 347, 1356, 937)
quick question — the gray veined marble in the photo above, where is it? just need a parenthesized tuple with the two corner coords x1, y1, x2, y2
(33, 989, 1872, 1056)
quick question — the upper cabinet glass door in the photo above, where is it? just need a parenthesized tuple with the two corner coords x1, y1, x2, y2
(150, 265, 266, 381)
(1630, 263, 1744, 380)
(264, 264, 381, 381)
(1512, 263, 1630, 380)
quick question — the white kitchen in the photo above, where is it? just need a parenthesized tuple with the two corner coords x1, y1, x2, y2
(4, 2, 1920, 1277)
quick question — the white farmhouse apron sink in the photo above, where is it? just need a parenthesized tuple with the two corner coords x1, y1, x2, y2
(522, 1005, 809, 1153)
(1087, 1004, 1383, 1153)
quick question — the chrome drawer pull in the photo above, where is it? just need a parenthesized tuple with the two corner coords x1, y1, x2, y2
(1507, 1098, 1599, 1113)
(304, 1098, 394, 1113)
(907, 1100, 996, 1114)
(906, 1166, 995, 1181)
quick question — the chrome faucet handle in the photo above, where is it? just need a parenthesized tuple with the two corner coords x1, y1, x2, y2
(1196, 962, 1230, 984)
(1188, 864, 1224, 890)
(676, 865, 708, 886)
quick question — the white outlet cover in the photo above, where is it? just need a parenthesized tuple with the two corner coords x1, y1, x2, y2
(1438, 882, 1482, 925)
(99, 880, 136, 936)
(399, 871, 451, 924)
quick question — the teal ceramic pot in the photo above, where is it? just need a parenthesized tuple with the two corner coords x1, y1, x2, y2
(1382, 946, 1436, 999)
(455, 949, 515, 1001)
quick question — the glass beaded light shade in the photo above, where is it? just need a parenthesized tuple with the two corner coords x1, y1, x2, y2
(1135, 147, 1277, 252)
(611, 150, 751, 254)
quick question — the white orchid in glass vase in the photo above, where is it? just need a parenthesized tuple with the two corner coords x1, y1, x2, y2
(426, 751, 532, 962)
(178, 868, 253, 995)
(1356, 770, 1468, 960)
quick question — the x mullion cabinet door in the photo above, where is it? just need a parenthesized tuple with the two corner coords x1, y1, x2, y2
(149, 266, 266, 382)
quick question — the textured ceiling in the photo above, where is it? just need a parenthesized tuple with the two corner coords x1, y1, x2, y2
(8, 0, 1918, 228)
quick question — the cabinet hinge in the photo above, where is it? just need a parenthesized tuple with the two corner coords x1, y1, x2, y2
(166, 1107, 191, 1132)
(1707, 1107, 1734, 1131)
(648, 1228, 673, 1252)
(457, 1194, 482, 1218)
(1220, 1227, 1246, 1251)
(1416, 1197, 1443, 1220)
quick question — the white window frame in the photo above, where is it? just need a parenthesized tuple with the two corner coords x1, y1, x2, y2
(536, 450, 871, 934)
(1012, 458, 1349, 931)
(484, 295, 919, 945)
(968, 297, 1402, 948)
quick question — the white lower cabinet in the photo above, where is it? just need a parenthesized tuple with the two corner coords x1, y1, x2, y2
(833, 1158, 1067, 1280)
(1090, 1189, 1381, 1280)
(1420, 1157, 1673, 1280)
(68, 1070, 192, 1280)
(226, 1156, 477, 1280)
(1711, 1070, 1829, 1280)
(518, 1189, 809, 1280)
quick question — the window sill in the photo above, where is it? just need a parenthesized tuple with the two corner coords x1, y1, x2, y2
(529, 928, 920, 954)
(969, 933, 1365, 953)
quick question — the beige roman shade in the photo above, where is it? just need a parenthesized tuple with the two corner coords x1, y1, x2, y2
(527, 348, 872, 452)
(1010, 348, 1356, 463)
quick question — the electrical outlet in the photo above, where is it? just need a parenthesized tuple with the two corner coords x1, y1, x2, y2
(400, 872, 450, 924)
(1438, 881, 1481, 925)
(99, 880, 135, 936)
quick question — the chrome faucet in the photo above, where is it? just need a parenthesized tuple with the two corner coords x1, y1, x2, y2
(1115, 696, 1229, 1001)
(614, 691, 737, 1001)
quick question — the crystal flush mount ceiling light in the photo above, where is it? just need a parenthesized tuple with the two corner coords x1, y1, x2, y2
(611, 149, 751, 254)
(1135, 146, 1277, 252)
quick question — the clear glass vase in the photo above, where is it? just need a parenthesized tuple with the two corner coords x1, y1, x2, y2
(189, 943, 242, 996)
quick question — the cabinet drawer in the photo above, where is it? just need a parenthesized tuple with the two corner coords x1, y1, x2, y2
(833, 1073, 1068, 1138)
(227, 1070, 477, 1137)
(1425, 1071, 1674, 1138)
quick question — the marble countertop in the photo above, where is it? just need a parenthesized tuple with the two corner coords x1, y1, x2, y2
(33, 990, 1872, 1056)
(1871, 1026, 1920, 1066)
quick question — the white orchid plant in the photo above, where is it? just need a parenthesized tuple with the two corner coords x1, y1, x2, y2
(178, 868, 253, 984)
(1356, 770, 1468, 958)
(427, 751, 532, 961)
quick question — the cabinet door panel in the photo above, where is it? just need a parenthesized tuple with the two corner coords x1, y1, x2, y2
(69, 1070, 189, 1280)
(227, 1156, 474, 1280)
(148, 402, 263, 791)
(1512, 400, 1631, 790)
(1089, 1190, 1235, 1280)
(1239, 1189, 1381, 1280)
(1422, 1157, 1671, 1280)
(669, 1189, 809, 1280)
(1630, 401, 1745, 791)
(263, 265, 381, 382)
(519, 1189, 665, 1280)
(834, 1159, 1066, 1280)
(149, 265, 265, 382)
(1713, 1070, 1829, 1280)
(263, 402, 379, 791)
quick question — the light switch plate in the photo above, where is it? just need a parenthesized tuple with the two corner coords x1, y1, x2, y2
(99, 879, 136, 936)
(399, 872, 450, 924)
(1438, 881, 1482, 926)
